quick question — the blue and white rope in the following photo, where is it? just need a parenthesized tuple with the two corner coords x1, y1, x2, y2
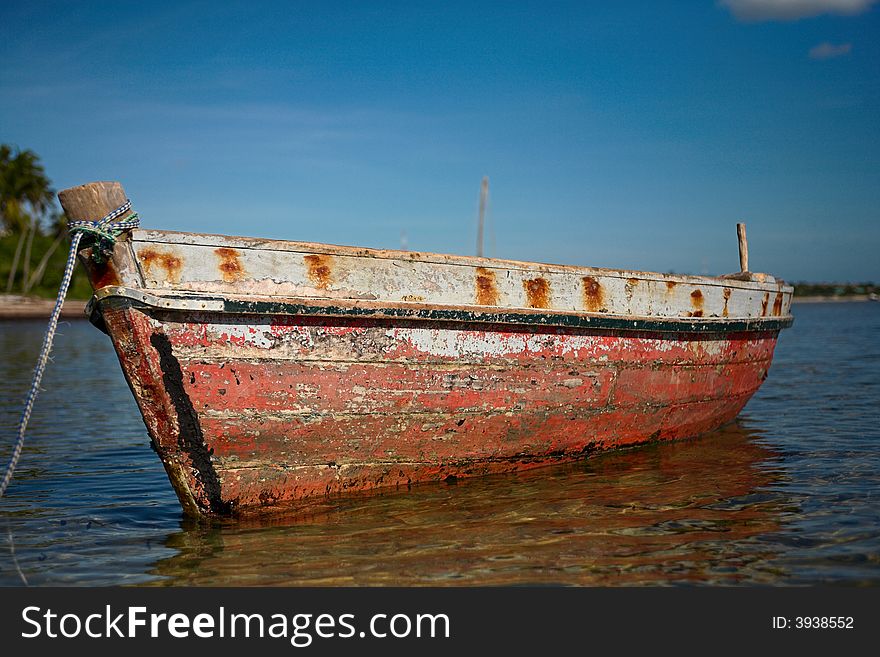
(0, 200, 139, 498)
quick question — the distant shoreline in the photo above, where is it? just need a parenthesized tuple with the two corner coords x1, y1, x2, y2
(1, 292, 873, 320)
(792, 295, 876, 304)
(0, 294, 88, 320)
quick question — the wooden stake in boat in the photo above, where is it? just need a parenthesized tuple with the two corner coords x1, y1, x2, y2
(58, 181, 127, 223)
(737, 223, 749, 273)
(476, 176, 489, 257)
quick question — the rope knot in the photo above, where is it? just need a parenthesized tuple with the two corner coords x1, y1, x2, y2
(68, 199, 140, 263)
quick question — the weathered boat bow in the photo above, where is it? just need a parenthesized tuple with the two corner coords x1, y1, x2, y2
(60, 181, 793, 517)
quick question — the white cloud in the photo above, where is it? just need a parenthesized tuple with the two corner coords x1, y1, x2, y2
(720, 0, 877, 21)
(809, 41, 853, 58)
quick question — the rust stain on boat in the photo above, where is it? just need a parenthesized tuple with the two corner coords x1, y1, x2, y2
(86, 258, 122, 289)
(722, 288, 731, 318)
(303, 254, 333, 289)
(523, 277, 551, 308)
(689, 289, 704, 317)
(475, 267, 500, 306)
(139, 248, 183, 284)
(214, 247, 246, 282)
(666, 281, 677, 292)
(761, 292, 770, 317)
(582, 276, 605, 312)
(772, 291, 784, 316)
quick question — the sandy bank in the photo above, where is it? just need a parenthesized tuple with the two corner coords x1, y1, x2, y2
(0, 295, 89, 320)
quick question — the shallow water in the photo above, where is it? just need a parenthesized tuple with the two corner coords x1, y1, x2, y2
(0, 302, 878, 586)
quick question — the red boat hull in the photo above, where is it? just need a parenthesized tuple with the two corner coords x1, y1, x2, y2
(101, 303, 779, 516)
(52, 182, 793, 518)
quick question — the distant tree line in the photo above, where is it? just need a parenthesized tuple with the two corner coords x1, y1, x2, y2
(0, 145, 91, 299)
(792, 282, 877, 297)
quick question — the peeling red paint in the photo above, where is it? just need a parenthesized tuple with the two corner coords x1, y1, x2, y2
(125, 310, 786, 516)
(184, 360, 613, 416)
(203, 391, 754, 509)
(165, 319, 781, 367)
(613, 362, 768, 406)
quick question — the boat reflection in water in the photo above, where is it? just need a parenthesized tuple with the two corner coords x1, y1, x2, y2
(146, 420, 788, 586)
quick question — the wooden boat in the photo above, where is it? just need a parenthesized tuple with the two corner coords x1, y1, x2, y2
(59, 181, 793, 517)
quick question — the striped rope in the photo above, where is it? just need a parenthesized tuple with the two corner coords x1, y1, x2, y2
(0, 200, 139, 498)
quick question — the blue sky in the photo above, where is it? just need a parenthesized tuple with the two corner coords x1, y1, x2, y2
(2, 0, 878, 281)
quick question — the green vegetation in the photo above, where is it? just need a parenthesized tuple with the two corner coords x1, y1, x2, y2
(0, 144, 91, 299)
(0, 232, 93, 299)
(792, 282, 878, 297)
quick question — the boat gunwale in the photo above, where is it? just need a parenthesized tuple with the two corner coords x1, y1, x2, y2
(90, 285, 794, 333)
(128, 229, 794, 295)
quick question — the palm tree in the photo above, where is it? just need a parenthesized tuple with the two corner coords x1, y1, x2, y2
(24, 210, 68, 294)
(1, 145, 55, 292)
